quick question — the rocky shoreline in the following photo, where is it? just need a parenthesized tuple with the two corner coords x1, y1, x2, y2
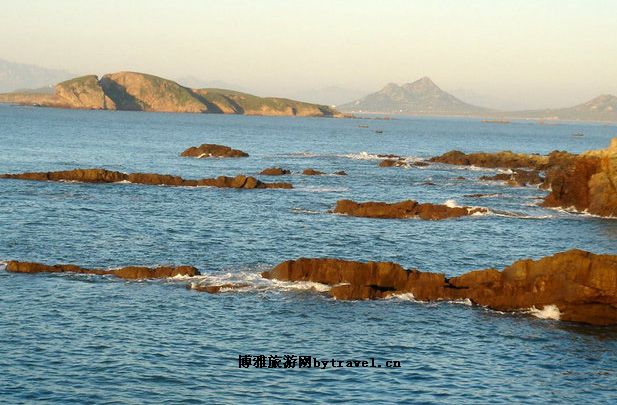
(5, 249, 617, 325)
(428, 138, 617, 217)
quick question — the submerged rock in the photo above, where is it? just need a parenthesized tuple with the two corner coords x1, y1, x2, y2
(259, 167, 291, 176)
(262, 249, 617, 325)
(0, 168, 292, 189)
(6, 261, 199, 279)
(333, 199, 487, 220)
(302, 168, 324, 175)
(379, 159, 406, 168)
(180, 144, 249, 158)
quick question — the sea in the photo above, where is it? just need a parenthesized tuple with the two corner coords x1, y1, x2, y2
(1, 104, 617, 404)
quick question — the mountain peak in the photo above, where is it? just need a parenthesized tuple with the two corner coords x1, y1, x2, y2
(339, 76, 488, 114)
(403, 76, 440, 92)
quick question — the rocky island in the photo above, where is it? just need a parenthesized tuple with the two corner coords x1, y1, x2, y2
(180, 144, 249, 158)
(0, 71, 344, 117)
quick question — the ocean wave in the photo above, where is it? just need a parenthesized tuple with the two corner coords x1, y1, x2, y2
(527, 304, 561, 320)
(187, 270, 332, 294)
(547, 206, 617, 220)
(385, 292, 417, 301)
(295, 186, 350, 193)
(291, 208, 324, 215)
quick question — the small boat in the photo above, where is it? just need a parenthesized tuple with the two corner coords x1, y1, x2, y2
(375, 130, 383, 134)
(572, 132, 584, 137)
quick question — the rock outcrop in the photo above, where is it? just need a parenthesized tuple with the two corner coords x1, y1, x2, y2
(333, 199, 487, 220)
(428, 139, 617, 216)
(541, 138, 617, 216)
(6, 261, 199, 280)
(0, 168, 292, 189)
(260, 167, 291, 176)
(262, 249, 617, 325)
(0, 71, 343, 117)
(429, 150, 549, 169)
(180, 144, 249, 158)
(480, 169, 544, 186)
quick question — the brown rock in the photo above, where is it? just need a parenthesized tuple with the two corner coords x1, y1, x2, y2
(302, 168, 324, 175)
(430, 150, 549, 169)
(180, 144, 249, 158)
(0, 168, 292, 189)
(480, 169, 544, 186)
(6, 261, 199, 280)
(379, 159, 405, 168)
(262, 250, 617, 325)
(541, 139, 617, 216)
(333, 199, 487, 220)
(260, 167, 291, 176)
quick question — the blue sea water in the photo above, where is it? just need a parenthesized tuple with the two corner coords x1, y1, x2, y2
(1, 104, 617, 404)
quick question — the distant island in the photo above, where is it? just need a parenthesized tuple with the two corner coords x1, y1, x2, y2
(0, 71, 343, 117)
(339, 77, 617, 122)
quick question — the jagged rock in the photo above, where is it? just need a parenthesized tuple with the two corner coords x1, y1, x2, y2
(260, 167, 291, 176)
(262, 249, 617, 325)
(333, 199, 487, 220)
(0, 168, 292, 189)
(180, 144, 248, 158)
(542, 138, 617, 216)
(430, 150, 549, 169)
(480, 169, 544, 186)
(5, 261, 199, 280)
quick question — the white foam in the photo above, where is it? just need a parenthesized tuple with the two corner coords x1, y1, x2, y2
(188, 269, 332, 294)
(444, 199, 461, 208)
(449, 298, 473, 306)
(291, 208, 323, 215)
(528, 304, 561, 320)
(338, 151, 384, 160)
(386, 292, 417, 301)
(0, 261, 6, 271)
(549, 206, 617, 220)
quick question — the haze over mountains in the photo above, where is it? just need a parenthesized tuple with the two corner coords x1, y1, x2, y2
(338, 77, 491, 115)
(0, 59, 74, 93)
(1, 59, 616, 122)
(338, 77, 617, 122)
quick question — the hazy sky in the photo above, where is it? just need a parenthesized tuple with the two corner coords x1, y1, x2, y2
(2, 0, 616, 108)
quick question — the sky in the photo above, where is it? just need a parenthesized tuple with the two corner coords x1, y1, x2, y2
(1, 0, 616, 109)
